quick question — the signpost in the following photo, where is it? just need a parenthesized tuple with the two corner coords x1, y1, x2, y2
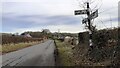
(74, 2, 98, 49)
(82, 18, 88, 24)
(82, 10, 98, 24)
(89, 10, 98, 20)
(74, 10, 87, 15)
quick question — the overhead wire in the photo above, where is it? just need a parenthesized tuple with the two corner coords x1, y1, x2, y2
(97, 18, 108, 29)
(98, 6, 118, 14)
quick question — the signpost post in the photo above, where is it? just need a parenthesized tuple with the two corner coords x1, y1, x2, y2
(74, 2, 98, 49)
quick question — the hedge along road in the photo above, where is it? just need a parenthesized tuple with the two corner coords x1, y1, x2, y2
(1, 40, 56, 66)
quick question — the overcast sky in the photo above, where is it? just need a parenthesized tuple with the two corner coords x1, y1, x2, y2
(1, 0, 119, 33)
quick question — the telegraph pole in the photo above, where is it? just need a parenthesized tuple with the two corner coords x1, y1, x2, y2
(74, 2, 98, 49)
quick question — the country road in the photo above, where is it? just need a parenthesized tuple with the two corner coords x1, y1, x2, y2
(1, 40, 56, 66)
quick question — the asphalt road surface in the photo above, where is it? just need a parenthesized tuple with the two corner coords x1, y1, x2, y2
(1, 40, 56, 66)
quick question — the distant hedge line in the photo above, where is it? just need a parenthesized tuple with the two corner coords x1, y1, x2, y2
(2, 35, 43, 45)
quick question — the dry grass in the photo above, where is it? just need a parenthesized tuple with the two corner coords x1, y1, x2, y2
(0, 41, 41, 54)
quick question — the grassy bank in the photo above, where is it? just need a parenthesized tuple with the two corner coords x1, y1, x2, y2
(55, 40, 75, 66)
(0, 41, 42, 54)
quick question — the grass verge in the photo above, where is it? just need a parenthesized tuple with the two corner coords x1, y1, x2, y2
(55, 40, 75, 66)
(0, 41, 41, 54)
